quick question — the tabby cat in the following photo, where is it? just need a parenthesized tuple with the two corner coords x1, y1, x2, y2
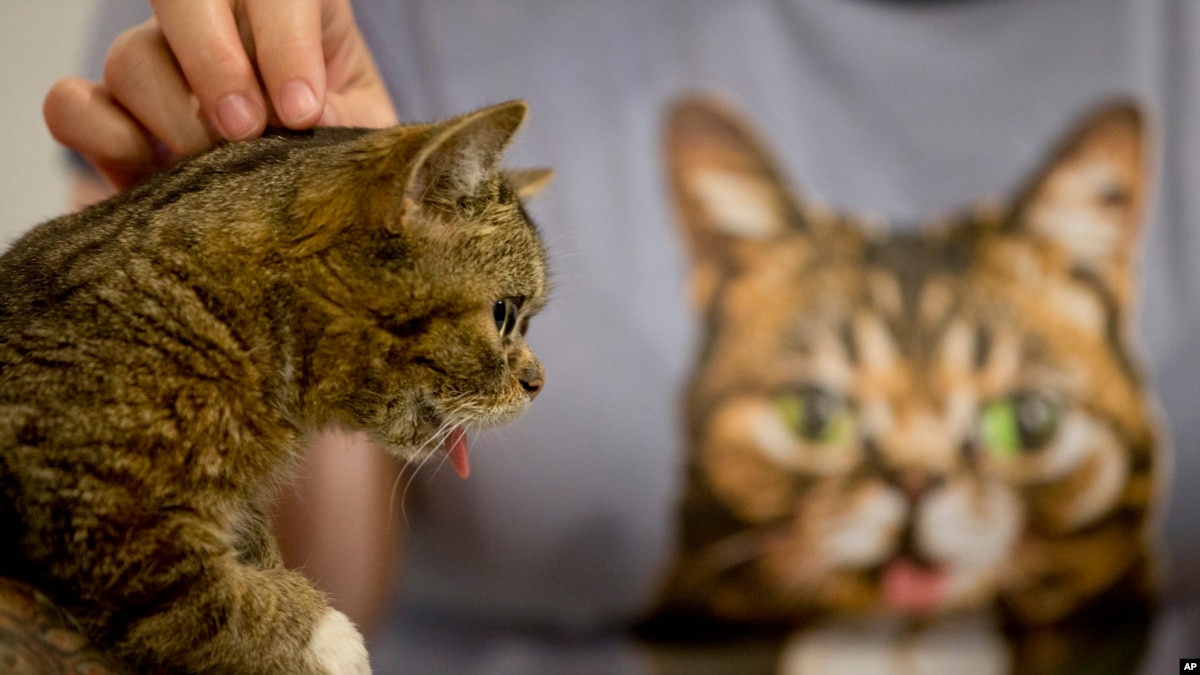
(0, 101, 550, 674)
(651, 96, 1162, 646)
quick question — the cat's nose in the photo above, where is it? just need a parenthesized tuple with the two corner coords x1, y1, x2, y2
(521, 375, 544, 400)
(894, 469, 942, 503)
(516, 360, 544, 400)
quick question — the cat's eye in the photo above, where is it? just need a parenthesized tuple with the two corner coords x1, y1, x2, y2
(776, 388, 855, 445)
(493, 298, 519, 338)
(979, 392, 1060, 459)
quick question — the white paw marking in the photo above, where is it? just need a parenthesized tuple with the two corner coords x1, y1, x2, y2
(309, 608, 370, 675)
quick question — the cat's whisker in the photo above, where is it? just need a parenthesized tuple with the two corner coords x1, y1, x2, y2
(424, 421, 470, 483)
(423, 449, 455, 483)
(398, 420, 451, 487)
(395, 454, 439, 526)
(534, 222, 580, 248)
(396, 415, 465, 521)
(543, 250, 583, 269)
(388, 469, 408, 526)
(678, 525, 791, 597)
(540, 265, 595, 287)
(391, 448, 440, 527)
(391, 418, 458, 525)
(485, 428, 524, 470)
(545, 245, 583, 264)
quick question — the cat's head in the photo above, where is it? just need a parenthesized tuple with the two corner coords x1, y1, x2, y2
(663, 97, 1161, 626)
(266, 102, 551, 472)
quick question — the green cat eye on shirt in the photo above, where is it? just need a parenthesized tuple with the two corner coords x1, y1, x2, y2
(777, 389, 855, 445)
(979, 392, 1061, 459)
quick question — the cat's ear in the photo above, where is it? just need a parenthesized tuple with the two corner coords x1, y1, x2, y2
(1013, 101, 1151, 304)
(666, 96, 800, 251)
(666, 96, 809, 309)
(397, 100, 529, 224)
(504, 168, 554, 199)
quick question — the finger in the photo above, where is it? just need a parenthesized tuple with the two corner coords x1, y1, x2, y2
(320, 0, 398, 128)
(151, 0, 267, 140)
(44, 77, 155, 168)
(322, 43, 398, 129)
(324, 84, 398, 130)
(70, 171, 118, 211)
(102, 21, 215, 159)
(245, 0, 326, 129)
(43, 77, 161, 191)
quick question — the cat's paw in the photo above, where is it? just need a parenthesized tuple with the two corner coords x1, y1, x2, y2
(308, 608, 370, 675)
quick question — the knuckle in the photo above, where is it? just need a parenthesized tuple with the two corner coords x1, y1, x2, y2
(103, 25, 161, 91)
(205, 45, 251, 79)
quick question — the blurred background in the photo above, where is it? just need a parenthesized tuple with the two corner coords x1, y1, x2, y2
(0, 1, 95, 245)
(2, 3, 1196, 673)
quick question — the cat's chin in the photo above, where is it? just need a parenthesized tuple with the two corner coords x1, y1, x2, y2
(369, 407, 472, 472)
(428, 396, 533, 434)
(467, 402, 532, 427)
(368, 395, 533, 474)
(384, 424, 471, 478)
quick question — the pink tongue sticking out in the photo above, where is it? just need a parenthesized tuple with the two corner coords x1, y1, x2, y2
(881, 558, 946, 614)
(444, 428, 470, 479)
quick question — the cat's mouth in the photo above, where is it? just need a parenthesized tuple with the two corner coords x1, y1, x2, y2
(417, 406, 471, 479)
(441, 427, 471, 479)
(878, 556, 948, 614)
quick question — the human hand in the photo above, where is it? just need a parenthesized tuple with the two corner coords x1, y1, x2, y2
(43, 0, 398, 191)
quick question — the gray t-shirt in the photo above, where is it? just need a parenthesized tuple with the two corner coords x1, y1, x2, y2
(80, 1, 1200, 672)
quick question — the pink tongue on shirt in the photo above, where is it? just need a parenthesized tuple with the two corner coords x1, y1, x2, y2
(881, 558, 946, 614)
(444, 428, 470, 479)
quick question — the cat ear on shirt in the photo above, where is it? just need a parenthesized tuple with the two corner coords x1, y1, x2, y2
(665, 94, 830, 311)
(1011, 101, 1151, 305)
(666, 95, 800, 252)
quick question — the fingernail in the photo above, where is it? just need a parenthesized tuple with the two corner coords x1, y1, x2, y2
(280, 79, 318, 125)
(216, 93, 260, 140)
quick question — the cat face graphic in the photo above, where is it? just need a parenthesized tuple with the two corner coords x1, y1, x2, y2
(660, 97, 1161, 626)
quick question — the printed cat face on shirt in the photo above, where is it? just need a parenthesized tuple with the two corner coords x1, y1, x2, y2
(656, 97, 1163, 627)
